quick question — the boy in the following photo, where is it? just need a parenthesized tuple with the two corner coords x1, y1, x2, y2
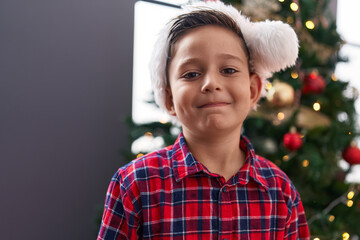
(98, 1, 309, 239)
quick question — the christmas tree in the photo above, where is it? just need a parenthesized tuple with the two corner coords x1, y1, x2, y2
(127, 0, 360, 238)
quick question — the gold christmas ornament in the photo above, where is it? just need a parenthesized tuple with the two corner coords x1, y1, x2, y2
(296, 106, 331, 129)
(266, 80, 295, 107)
(250, 104, 331, 129)
(241, 0, 281, 19)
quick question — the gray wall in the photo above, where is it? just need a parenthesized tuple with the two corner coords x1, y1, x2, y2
(0, 0, 135, 239)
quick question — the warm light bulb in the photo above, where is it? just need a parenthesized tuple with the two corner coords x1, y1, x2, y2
(347, 191, 355, 199)
(265, 82, 273, 90)
(145, 131, 153, 137)
(290, 2, 299, 11)
(313, 102, 321, 111)
(283, 155, 290, 161)
(305, 20, 315, 29)
(328, 215, 335, 222)
(136, 153, 144, 158)
(287, 16, 294, 24)
(347, 200, 354, 207)
(278, 0, 285, 2)
(331, 73, 338, 81)
(273, 119, 281, 126)
(343, 232, 350, 240)
(277, 112, 285, 120)
(291, 72, 298, 79)
(302, 160, 309, 167)
(159, 119, 167, 124)
(314, 238, 320, 240)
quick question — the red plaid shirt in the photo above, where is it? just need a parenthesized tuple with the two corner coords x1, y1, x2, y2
(98, 133, 309, 240)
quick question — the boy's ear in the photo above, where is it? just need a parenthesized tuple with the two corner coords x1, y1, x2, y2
(249, 73, 262, 107)
(165, 87, 176, 116)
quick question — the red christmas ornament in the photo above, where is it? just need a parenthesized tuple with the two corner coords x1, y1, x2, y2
(342, 143, 360, 165)
(302, 72, 326, 94)
(283, 127, 303, 151)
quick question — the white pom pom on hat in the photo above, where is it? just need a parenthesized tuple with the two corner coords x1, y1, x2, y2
(245, 20, 299, 83)
(149, 0, 299, 114)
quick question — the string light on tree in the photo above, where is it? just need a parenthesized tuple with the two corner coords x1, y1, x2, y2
(347, 191, 355, 199)
(313, 102, 321, 111)
(277, 112, 285, 120)
(305, 20, 315, 29)
(291, 71, 299, 79)
(328, 215, 335, 222)
(347, 200, 354, 207)
(287, 16, 294, 24)
(283, 155, 290, 162)
(273, 119, 281, 126)
(302, 159, 309, 167)
(290, 2, 299, 11)
(342, 232, 350, 240)
(265, 82, 273, 91)
(145, 132, 153, 137)
(331, 73, 338, 81)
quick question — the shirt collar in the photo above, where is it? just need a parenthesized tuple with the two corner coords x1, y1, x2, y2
(238, 135, 269, 191)
(171, 133, 205, 181)
(171, 133, 269, 191)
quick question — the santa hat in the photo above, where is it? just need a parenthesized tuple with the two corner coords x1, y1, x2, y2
(149, 0, 299, 113)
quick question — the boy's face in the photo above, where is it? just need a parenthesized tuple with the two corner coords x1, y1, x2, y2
(166, 25, 261, 137)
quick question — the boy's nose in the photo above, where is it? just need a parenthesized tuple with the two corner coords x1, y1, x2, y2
(200, 73, 222, 93)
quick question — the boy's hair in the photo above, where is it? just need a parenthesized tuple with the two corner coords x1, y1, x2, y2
(149, 1, 299, 118)
(167, 10, 252, 78)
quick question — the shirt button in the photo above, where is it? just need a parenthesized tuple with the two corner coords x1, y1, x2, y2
(222, 187, 227, 193)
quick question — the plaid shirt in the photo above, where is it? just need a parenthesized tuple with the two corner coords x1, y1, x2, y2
(98, 133, 309, 240)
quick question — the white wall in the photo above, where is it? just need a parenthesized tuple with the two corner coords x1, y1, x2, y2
(336, 0, 360, 182)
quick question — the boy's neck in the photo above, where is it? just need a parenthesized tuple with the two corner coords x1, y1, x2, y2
(182, 127, 246, 182)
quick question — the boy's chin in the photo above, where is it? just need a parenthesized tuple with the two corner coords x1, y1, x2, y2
(184, 117, 243, 135)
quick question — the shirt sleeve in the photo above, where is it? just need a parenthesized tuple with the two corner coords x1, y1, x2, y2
(284, 192, 310, 240)
(97, 170, 141, 240)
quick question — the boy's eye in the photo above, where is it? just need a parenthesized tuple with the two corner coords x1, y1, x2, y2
(221, 68, 238, 74)
(182, 72, 200, 79)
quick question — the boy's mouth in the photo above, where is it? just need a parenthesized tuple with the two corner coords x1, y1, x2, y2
(198, 102, 230, 108)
